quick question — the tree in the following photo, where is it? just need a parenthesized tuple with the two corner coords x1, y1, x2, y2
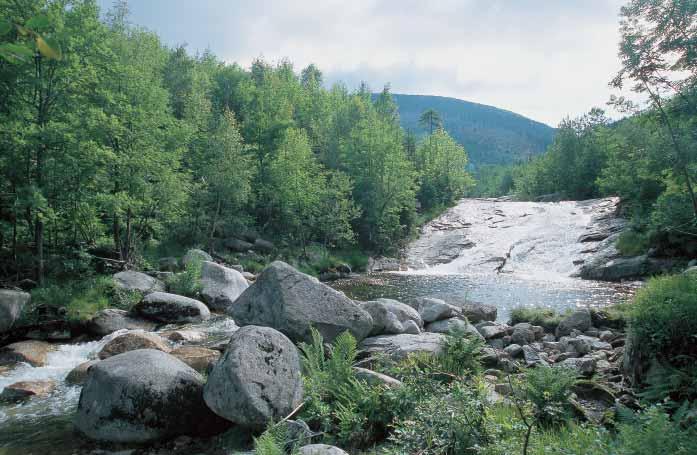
(419, 108, 442, 134)
(612, 0, 697, 218)
(415, 128, 473, 208)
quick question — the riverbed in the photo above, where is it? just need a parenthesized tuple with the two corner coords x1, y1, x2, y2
(0, 197, 638, 453)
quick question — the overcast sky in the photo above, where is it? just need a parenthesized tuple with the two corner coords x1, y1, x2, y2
(98, 0, 633, 126)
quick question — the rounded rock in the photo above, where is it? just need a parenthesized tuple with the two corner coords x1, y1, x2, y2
(203, 326, 303, 429)
(75, 349, 227, 443)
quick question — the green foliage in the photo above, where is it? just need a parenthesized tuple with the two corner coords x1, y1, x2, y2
(254, 423, 293, 455)
(515, 366, 578, 428)
(614, 406, 697, 455)
(385, 381, 490, 455)
(628, 274, 697, 402)
(616, 229, 651, 257)
(629, 274, 697, 364)
(379, 328, 484, 382)
(25, 275, 138, 323)
(509, 307, 563, 332)
(415, 128, 474, 210)
(298, 328, 394, 449)
(166, 257, 203, 298)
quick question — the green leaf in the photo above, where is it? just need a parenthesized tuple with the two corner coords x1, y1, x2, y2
(15, 25, 29, 36)
(0, 42, 34, 62)
(26, 14, 50, 31)
(0, 19, 11, 36)
(36, 35, 61, 60)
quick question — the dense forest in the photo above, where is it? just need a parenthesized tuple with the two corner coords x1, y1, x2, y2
(477, 0, 697, 260)
(389, 93, 555, 166)
(0, 0, 473, 285)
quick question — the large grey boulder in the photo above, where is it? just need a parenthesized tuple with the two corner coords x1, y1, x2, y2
(253, 239, 275, 253)
(87, 309, 156, 337)
(113, 271, 164, 294)
(581, 252, 673, 282)
(75, 349, 226, 443)
(410, 297, 460, 323)
(224, 238, 253, 253)
(556, 309, 592, 337)
(135, 292, 210, 323)
(228, 262, 372, 343)
(359, 333, 446, 361)
(360, 298, 423, 336)
(182, 249, 213, 267)
(299, 445, 349, 455)
(204, 326, 303, 429)
(200, 261, 249, 312)
(0, 289, 30, 333)
(425, 317, 484, 341)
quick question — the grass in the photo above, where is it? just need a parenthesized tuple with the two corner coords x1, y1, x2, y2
(25, 275, 141, 324)
(509, 306, 563, 332)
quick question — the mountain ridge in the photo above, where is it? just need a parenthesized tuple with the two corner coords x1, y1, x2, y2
(387, 93, 556, 166)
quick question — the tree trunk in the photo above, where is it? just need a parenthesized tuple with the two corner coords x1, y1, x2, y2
(35, 217, 44, 285)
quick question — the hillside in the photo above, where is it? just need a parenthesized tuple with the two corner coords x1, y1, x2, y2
(389, 93, 556, 166)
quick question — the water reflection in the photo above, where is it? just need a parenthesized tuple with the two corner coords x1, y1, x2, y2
(332, 272, 638, 321)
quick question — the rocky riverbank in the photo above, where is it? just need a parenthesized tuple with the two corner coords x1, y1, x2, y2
(0, 249, 642, 454)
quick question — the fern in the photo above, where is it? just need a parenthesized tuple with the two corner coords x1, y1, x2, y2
(253, 425, 286, 455)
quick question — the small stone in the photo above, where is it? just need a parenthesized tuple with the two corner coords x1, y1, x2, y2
(559, 357, 596, 376)
(354, 367, 402, 388)
(0, 380, 56, 402)
(299, 445, 349, 455)
(0, 340, 54, 367)
(522, 345, 548, 367)
(161, 330, 207, 344)
(170, 346, 220, 373)
(556, 309, 592, 337)
(504, 343, 523, 358)
(511, 323, 535, 345)
(599, 330, 615, 342)
(542, 334, 556, 342)
(98, 331, 171, 359)
(66, 360, 99, 385)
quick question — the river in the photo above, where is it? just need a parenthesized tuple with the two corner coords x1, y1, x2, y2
(335, 197, 637, 320)
(0, 198, 637, 453)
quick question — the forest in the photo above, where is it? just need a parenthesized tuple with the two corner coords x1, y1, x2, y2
(0, 0, 473, 285)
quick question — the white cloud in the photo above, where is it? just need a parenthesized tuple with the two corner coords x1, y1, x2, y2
(102, 0, 639, 126)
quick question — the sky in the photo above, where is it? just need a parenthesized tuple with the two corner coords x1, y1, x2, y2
(97, 0, 634, 127)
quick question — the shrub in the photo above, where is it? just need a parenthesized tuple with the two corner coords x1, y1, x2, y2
(509, 307, 562, 332)
(626, 274, 697, 402)
(379, 328, 484, 382)
(166, 258, 203, 297)
(26, 276, 139, 323)
(613, 406, 697, 455)
(386, 381, 490, 455)
(616, 229, 651, 257)
(515, 366, 578, 428)
(298, 328, 394, 449)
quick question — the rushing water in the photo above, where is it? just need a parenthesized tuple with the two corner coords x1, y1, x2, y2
(0, 316, 241, 454)
(336, 198, 637, 320)
(0, 198, 637, 453)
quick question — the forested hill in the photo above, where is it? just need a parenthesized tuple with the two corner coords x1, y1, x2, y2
(388, 93, 555, 165)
